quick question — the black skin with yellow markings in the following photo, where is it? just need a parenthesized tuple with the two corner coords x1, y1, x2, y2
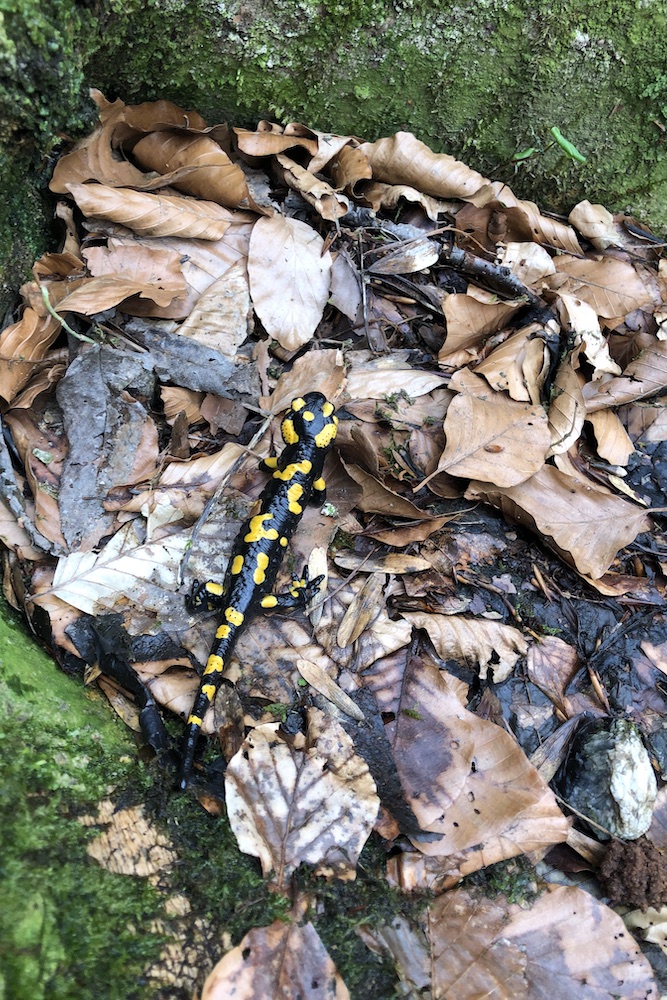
(180, 391, 338, 788)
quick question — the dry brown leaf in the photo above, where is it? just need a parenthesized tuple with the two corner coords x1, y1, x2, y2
(177, 264, 251, 356)
(473, 324, 550, 402)
(233, 124, 319, 160)
(83, 244, 186, 299)
(329, 143, 373, 189)
(354, 180, 452, 221)
(202, 915, 349, 1000)
(584, 336, 667, 411)
(0, 307, 60, 404)
(546, 355, 586, 456)
(274, 153, 350, 221)
(340, 461, 427, 517)
(344, 361, 445, 402)
(432, 371, 550, 487)
(426, 885, 657, 1000)
(360, 131, 486, 200)
(496, 241, 556, 285)
(366, 237, 440, 276)
(296, 658, 365, 721)
(247, 214, 331, 351)
(67, 183, 234, 240)
(225, 715, 379, 886)
(401, 611, 528, 682)
(439, 294, 520, 361)
(586, 407, 634, 465)
(333, 552, 431, 575)
(551, 255, 656, 318)
(131, 130, 250, 208)
(556, 293, 621, 378)
(466, 465, 651, 578)
(335, 572, 385, 647)
(467, 184, 583, 254)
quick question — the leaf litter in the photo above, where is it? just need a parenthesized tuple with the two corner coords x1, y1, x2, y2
(3, 89, 667, 997)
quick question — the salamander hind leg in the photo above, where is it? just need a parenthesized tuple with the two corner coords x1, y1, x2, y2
(260, 565, 325, 611)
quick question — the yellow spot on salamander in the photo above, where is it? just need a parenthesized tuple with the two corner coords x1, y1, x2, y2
(322, 401, 334, 417)
(262, 456, 279, 469)
(287, 482, 304, 515)
(216, 623, 231, 640)
(231, 554, 244, 575)
(313, 477, 325, 492)
(205, 581, 224, 597)
(280, 536, 288, 547)
(281, 416, 299, 445)
(204, 654, 224, 674)
(315, 424, 337, 449)
(245, 512, 280, 543)
(188, 714, 203, 727)
(253, 552, 270, 585)
(273, 459, 312, 481)
(225, 607, 244, 626)
(261, 595, 278, 608)
(304, 410, 315, 421)
(202, 684, 216, 700)
(291, 397, 306, 411)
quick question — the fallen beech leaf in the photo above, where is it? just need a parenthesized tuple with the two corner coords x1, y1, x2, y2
(360, 131, 486, 199)
(83, 244, 186, 304)
(439, 294, 519, 359)
(296, 658, 365, 721)
(355, 180, 451, 221)
(584, 337, 667, 411)
(401, 611, 528, 682)
(274, 153, 350, 221)
(556, 293, 621, 378)
(586, 407, 634, 465)
(434, 374, 550, 487)
(177, 264, 251, 356)
(67, 183, 234, 240)
(202, 916, 349, 1000)
(568, 199, 626, 249)
(247, 214, 331, 351)
(0, 307, 60, 404)
(474, 323, 549, 403)
(335, 572, 385, 647)
(340, 461, 428, 517)
(225, 715, 379, 886)
(425, 884, 657, 1000)
(131, 130, 250, 208)
(344, 362, 445, 402)
(466, 465, 651, 578)
(367, 237, 440, 275)
(551, 255, 656, 318)
(496, 241, 556, 284)
(333, 552, 431, 574)
(468, 183, 582, 254)
(546, 355, 586, 456)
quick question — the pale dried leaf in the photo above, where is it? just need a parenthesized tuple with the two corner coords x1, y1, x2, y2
(552, 255, 656, 318)
(296, 658, 365, 721)
(0, 307, 60, 404)
(335, 572, 385, 647)
(356, 180, 452, 221)
(439, 294, 520, 360)
(586, 408, 634, 465)
(225, 717, 379, 886)
(67, 183, 233, 240)
(468, 183, 582, 254)
(202, 918, 349, 1000)
(247, 214, 331, 351)
(466, 465, 651, 578)
(556, 293, 621, 378)
(333, 552, 431, 575)
(568, 199, 626, 250)
(496, 241, 556, 284)
(584, 337, 667, 411)
(367, 237, 440, 276)
(401, 611, 528, 682)
(177, 264, 251, 355)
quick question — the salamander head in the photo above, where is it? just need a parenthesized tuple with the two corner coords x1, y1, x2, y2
(282, 392, 338, 451)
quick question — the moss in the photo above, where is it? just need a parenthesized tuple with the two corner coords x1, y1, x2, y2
(464, 855, 541, 906)
(0, 606, 164, 1000)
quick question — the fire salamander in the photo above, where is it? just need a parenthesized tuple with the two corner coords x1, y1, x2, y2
(180, 391, 338, 788)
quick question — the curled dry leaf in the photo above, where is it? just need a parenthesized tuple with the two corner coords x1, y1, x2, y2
(67, 183, 234, 240)
(584, 336, 667, 411)
(467, 183, 582, 255)
(466, 465, 651, 579)
(425, 884, 657, 1000)
(546, 355, 586, 456)
(274, 153, 350, 221)
(177, 264, 251, 356)
(360, 131, 486, 200)
(336, 571, 385, 647)
(556, 293, 621, 378)
(0, 307, 60, 404)
(496, 241, 556, 285)
(440, 295, 520, 360)
(401, 611, 528, 682)
(473, 323, 551, 403)
(568, 199, 625, 250)
(131, 130, 250, 208)
(247, 214, 332, 351)
(296, 658, 365, 721)
(551, 255, 656, 319)
(202, 916, 349, 1000)
(225, 715, 379, 886)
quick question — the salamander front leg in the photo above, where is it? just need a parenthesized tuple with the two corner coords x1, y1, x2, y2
(186, 578, 227, 613)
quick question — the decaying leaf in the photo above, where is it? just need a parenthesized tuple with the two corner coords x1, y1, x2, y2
(247, 214, 332, 351)
(467, 465, 651, 578)
(401, 611, 528, 682)
(202, 914, 350, 1000)
(82, 800, 177, 876)
(225, 714, 379, 886)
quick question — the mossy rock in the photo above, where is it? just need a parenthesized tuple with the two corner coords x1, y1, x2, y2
(2, 0, 667, 315)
